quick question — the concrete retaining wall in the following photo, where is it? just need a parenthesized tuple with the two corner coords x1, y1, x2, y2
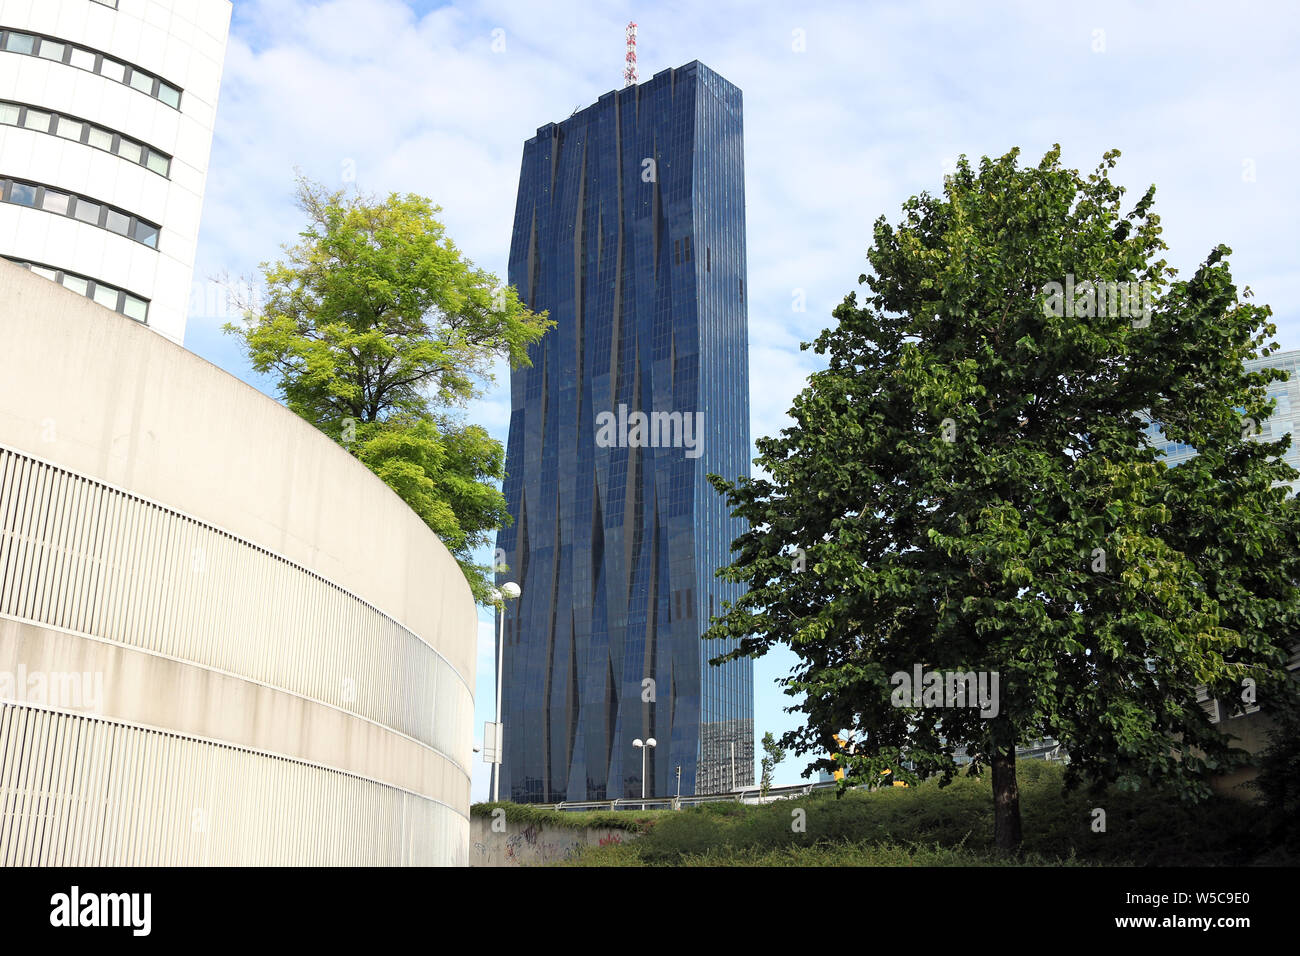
(470, 816, 639, 867)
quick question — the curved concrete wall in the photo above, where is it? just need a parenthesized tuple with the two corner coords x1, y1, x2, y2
(0, 261, 479, 865)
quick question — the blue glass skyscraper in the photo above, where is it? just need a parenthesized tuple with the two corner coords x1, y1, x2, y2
(495, 61, 754, 803)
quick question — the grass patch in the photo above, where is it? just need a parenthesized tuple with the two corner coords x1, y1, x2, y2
(542, 762, 1289, 866)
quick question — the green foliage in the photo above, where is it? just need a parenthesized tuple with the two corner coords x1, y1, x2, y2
(469, 801, 663, 833)
(225, 176, 552, 603)
(759, 730, 787, 796)
(562, 839, 1088, 867)
(1246, 701, 1300, 852)
(703, 145, 1300, 829)
(556, 763, 1281, 866)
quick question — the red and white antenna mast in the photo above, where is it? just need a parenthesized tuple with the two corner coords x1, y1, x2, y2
(624, 22, 638, 86)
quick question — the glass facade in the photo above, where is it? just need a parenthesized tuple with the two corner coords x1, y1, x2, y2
(496, 61, 754, 803)
(1145, 349, 1300, 495)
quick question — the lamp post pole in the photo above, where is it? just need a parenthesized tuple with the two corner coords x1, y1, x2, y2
(491, 582, 520, 803)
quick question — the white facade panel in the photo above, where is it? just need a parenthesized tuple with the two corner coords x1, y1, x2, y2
(0, 0, 231, 343)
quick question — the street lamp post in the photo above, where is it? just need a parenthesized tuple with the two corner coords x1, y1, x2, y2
(491, 581, 521, 803)
(632, 737, 657, 810)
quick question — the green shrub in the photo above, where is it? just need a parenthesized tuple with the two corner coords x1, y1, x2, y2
(547, 760, 1287, 866)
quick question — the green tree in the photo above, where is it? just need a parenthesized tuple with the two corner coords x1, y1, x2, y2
(226, 176, 552, 603)
(759, 731, 787, 797)
(703, 146, 1300, 850)
(1248, 707, 1300, 853)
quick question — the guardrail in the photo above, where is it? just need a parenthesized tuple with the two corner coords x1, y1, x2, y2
(540, 779, 845, 813)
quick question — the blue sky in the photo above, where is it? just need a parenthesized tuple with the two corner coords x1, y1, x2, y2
(184, 0, 1300, 800)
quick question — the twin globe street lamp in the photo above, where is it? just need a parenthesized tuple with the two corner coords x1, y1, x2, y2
(633, 736, 656, 809)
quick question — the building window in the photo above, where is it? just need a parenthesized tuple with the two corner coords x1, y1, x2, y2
(3, 32, 34, 55)
(133, 220, 159, 248)
(104, 208, 130, 236)
(21, 108, 50, 131)
(1, 176, 161, 249)
(0, 100, 172, 177)
(98, 57, 125, 82)
(69, 46, 96, 71)
(4, 256, 149, 323)
(8, 182, 37, 206)
(127, 69, 153, 95)
(37, 39, 66, 62)
(72, 198, 100, 224)
(0, 27, 183, 110)
(41, 190, 71, 215)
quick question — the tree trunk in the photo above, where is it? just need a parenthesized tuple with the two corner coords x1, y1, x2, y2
(991, 747, 1022, 851)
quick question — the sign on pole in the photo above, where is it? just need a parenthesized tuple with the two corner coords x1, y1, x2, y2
(482, 721, 502, 764)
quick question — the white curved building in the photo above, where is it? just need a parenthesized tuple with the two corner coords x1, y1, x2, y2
(0, 262, 480, 865)
(0, 0, 230, 343)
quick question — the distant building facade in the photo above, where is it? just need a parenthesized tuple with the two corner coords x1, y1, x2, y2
(0, 0, 230, 342)
(496, 61, 754, 802)
(1144, 347, 1300, 791)
(1146, 348, 1300, 496)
